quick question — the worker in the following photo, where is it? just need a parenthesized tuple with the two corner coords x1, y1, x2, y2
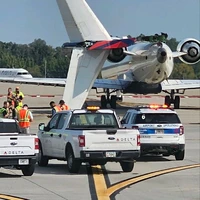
(59, 100, 70, 110)
(0, 101, 9, 118)
(8, 101, 17, 119)
(47, 101, 61, 118)
(7, 87, 15, 106)
(13, 87, 24, 107)
(17, 104, 33, 134)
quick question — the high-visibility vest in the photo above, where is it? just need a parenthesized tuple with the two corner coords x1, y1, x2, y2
(17, 109, 31, 128)
(18, 101, 23, 107)
(0, 107, 7, 118)
(13, 91, 24, 99)
(54, 106, 61, 112)
(15, 105, 22, 112)
(61, 104, 70, 110)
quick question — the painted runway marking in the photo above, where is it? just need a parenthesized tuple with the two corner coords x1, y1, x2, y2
(92, 164, 200, 200)
(0, 194, 27, 200)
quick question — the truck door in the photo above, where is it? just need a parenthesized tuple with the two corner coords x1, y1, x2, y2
(42, 114, 60, 157)
(52, 113, 70, 158)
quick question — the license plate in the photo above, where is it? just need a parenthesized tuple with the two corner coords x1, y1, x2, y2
(18, 159, 29, 165)
(106, 152, 116, 157)
(156, 129, 164, 134)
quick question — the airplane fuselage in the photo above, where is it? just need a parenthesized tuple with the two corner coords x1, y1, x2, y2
(121, 42, 174, 84)
(0, 68, 33, 79)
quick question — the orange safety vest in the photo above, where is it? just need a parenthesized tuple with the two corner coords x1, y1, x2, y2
(18, 109, 31, 128)
(61, 104, 70, 110)
(54, 105, 61, 112)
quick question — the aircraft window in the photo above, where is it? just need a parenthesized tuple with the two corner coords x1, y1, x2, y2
(17, 72, 29, 75)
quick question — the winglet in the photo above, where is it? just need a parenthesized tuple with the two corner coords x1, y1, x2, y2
(56, 0, 111, 42)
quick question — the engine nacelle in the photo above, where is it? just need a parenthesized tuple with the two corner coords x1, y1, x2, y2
(123, 82, 162, 94)
(177, 38, 200, 64)
(107, 48, 126, 63)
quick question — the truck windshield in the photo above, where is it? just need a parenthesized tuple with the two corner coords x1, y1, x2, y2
(0, 122, 20, 133)
(69, 113, 119, 129)
(135, 113, 181, 124)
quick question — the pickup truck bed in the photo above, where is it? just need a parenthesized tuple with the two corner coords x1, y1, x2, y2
(0, 118, 39, 176)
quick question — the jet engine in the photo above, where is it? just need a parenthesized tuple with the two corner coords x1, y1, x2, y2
(177, 38, 200, 64)
(107, 48, 127, 63)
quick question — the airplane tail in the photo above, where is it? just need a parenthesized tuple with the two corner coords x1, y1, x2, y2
(56, 0, 111, 42)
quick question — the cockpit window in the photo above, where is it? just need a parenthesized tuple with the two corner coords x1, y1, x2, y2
(17, 72, 30, 75)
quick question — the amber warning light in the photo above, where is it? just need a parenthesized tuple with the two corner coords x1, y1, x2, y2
(149, 104, 168, 109)
(86, 106, 100, 111)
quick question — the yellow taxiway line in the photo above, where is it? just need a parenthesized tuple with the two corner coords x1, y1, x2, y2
(92, 164, 200, 200)
(0, 194, 26, 200)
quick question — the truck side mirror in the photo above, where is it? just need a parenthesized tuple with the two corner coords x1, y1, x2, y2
(120, 119, 125, 124)
(38, 123, 45, 131)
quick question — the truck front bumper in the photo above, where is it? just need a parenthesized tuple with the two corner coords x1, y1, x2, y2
(80, 150, 140, 161)
(0, 155, 37, 167)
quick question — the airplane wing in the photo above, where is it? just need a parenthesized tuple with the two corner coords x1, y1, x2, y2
(93, 79, 200, 91)
(0, 77, 66, 86)
(161, 79, 200, 90)
(0, 77, 199, 91)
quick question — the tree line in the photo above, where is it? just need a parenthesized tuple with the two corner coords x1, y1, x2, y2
(0, 38, 199, 79)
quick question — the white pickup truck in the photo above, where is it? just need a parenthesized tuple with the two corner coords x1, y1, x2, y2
(37, 107, 140, 173)
(0, 118, 39, 176)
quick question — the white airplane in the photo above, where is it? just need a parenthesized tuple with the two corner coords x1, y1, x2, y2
(0, 0, 199, 109)
(0, 67, 199, 109)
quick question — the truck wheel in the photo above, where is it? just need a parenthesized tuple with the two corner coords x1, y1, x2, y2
(38, 145, 49, 167)
(175, 150, 185, 160)
(120, 161, 134, 172)
(67, 147, 81, 173)
(21, 164, 35, 176)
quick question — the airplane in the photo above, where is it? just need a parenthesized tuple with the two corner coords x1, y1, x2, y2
(0, 67, 199, 110)
(0, 0, 199, 109)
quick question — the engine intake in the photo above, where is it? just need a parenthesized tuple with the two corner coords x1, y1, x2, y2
(177, 38, 200, 64)
(107, 48, 126, 63)
(123, 82, 162, 94)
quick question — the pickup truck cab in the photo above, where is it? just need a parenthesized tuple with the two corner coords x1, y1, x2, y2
(38, 107, 140, 173)
(0, 118, 39, 176)
(121, 105, 185, 160)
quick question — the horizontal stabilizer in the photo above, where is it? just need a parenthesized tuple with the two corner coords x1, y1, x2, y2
(62, 38, 136, 50)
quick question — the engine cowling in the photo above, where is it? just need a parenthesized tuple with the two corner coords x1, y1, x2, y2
(107, 48, 126, 63)
(123, 82, 162, 94)
(177, 38, 200, 64)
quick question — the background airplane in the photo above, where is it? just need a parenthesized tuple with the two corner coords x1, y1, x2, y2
(0, 68, 199, 109)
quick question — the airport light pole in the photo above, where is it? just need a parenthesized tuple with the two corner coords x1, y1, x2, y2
(44, 58, 47, 78)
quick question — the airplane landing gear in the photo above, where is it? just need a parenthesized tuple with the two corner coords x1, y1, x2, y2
(100, 89, 119, 109)
(164, 89, 181, 109)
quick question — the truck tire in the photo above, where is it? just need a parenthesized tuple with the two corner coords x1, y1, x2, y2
(38, 144, 49, 167)
(66, 147, 81, 173)
(21, 164, 35, 176)
(175, 150, 185, 160)
(120, 161, 134, 172)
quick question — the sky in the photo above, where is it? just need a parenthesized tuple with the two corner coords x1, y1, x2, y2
(0, 0, 199, 47)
